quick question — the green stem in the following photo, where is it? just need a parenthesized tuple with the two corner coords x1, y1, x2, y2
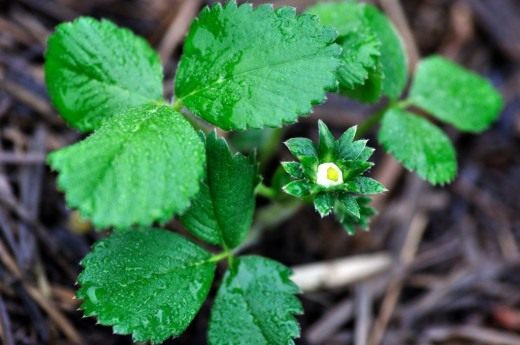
(172, 99, 184, 111)
(355, 99, 413, 138)
(255, 182, 278, 200)
(356, 106, 387, 138)
(209, 250, 232, 263)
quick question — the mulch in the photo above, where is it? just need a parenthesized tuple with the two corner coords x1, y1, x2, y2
(0, 0, 519, 344)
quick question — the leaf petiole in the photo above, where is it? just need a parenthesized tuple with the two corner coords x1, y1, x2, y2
(255, 182, 278, 200)
(209, 250, 232, 263)
(172, 99, 184, 111)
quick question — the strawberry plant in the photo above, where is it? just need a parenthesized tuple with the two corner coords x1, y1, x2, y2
(44, 0, 502, 343)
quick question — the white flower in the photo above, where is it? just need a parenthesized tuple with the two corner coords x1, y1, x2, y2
(316, 162, 343, 187)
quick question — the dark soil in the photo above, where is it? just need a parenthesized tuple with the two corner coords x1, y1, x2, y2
(1, 0, 519, 344)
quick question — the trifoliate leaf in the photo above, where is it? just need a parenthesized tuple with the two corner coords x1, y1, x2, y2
(48, 103, 205, 229)
(314, 193, 335, 217)
(364, 4, 408, 99)
(45, 17, 163, 132)
(77, 229, 216, 344)
(281, 162, 304, 179)
(345, 176, 387, 194)
(283, 180, 313, 198)
(175, 2, 341, 130)
(180, 132, 257, 249)
(378, 108, 457, 185)
(208, 256, 302, 345)
(306, 1, 381, 91)
(409, 56, 504, 132)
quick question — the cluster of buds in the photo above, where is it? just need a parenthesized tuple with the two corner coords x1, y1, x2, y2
(282, 121, 385, 234)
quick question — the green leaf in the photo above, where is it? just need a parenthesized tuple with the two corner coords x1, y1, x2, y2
(77, 228, 216, 344)
(306, 1, 381, 91)
(45, 17, 163, 132)
(378, 108, 457, 184)
(48, 103, 205, 229)
(283, 180, 312, 198)
(409, 56, 504, 132)
(341, 65, 384, 103)
(314, 192, 335, 217)
(346, 176, 387, 194)
(180, 132, 257, 249)
(364, 4, 408, 99)
(175, 2, 341, 130)
(208, 256, 302, 345)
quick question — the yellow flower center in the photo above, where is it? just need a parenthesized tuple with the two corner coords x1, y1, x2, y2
(316, 162, 343, 187)
(326, 166, 339, 182)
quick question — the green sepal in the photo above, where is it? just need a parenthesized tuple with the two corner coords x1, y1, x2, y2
(336, 193, 360, 220)
(318, 121, 336, 161)
(345, 176, 387, 194)
(340, 160, 374, 180)
(281, 161, 304, 179)
(336, 196, 376, 235)
(359, 146, 375, 161)
(283, 180, 313, 198)
(314, 193, 335, 217)
(284, 138, 318, 160)
(299, 156, 319, 180)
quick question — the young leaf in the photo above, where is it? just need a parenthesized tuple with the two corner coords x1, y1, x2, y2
(208, 256, 302, 345)
(77, 228, 216, 344)
(409, 56, 504, 132)
(45, 17, 163, 132)
(378, 108, 457, 185)
(306, 1, 381, 92)
(175, 2, 341, 130)
(48, 103, 205, 229)
(341, 65, 383, 103)
(180, 132, 257, 249)
(364, 4, 408, 99)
